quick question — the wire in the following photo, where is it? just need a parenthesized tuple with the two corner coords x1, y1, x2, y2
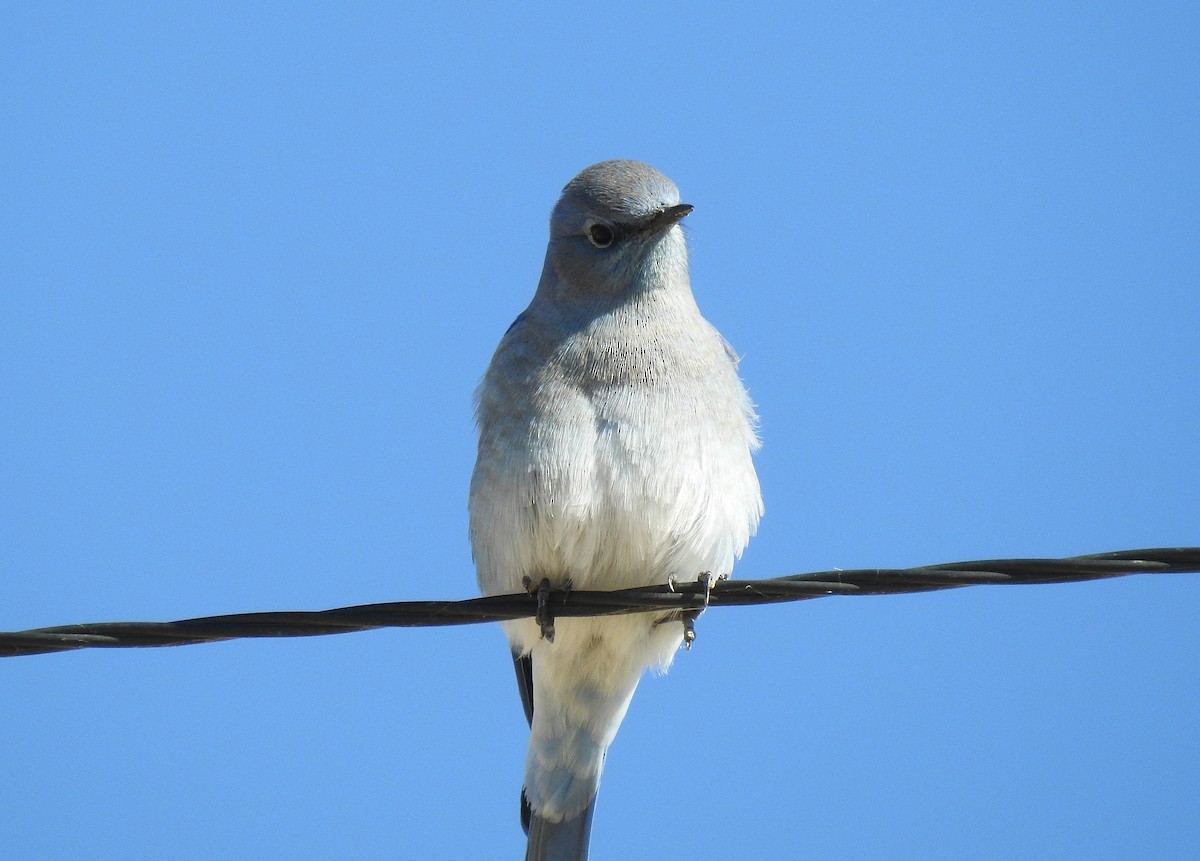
(2, 547, 1196, 658)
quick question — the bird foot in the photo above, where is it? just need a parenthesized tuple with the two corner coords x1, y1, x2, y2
(681, 571, 723, 650)
(522, 576, 557, 643)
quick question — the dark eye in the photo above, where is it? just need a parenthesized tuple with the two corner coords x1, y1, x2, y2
(586, 221, 616, 249)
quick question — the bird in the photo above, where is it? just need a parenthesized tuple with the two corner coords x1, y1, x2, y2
(469, 160, 763, 860)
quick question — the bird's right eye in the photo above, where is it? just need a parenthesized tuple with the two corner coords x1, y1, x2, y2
(586, 221, 616, 249)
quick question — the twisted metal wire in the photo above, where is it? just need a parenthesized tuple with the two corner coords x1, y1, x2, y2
(3, 547, 1196, 658)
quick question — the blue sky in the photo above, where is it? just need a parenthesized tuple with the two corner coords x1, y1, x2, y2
(3, 3, 1197, 858)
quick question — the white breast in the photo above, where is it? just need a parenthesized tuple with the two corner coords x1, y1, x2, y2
(470, 295, 762, 597)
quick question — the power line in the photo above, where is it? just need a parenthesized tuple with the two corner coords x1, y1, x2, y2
(3, 547, 1196, 658)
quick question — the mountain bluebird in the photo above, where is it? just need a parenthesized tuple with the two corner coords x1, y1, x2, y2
(469, 160, 763, 861)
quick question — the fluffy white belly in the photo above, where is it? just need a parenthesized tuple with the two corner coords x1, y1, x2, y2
(474, 383, 756, 590)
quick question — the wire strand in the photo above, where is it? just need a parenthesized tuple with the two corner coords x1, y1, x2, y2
(3, 547, 1196, 657)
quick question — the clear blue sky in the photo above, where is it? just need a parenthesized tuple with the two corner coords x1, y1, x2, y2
(3, 4, 1197, 859)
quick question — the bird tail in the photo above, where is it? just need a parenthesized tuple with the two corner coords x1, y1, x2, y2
(514, 614, 676, 860)
(524, 789, 596, 861)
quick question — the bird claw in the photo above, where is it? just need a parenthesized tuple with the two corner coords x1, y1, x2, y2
(681, 571, 721, 650)
(681, 611, 698, 650)
(522, 576, 556, 642)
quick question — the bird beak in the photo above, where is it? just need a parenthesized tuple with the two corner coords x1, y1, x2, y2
(645, 203, 694, 234)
